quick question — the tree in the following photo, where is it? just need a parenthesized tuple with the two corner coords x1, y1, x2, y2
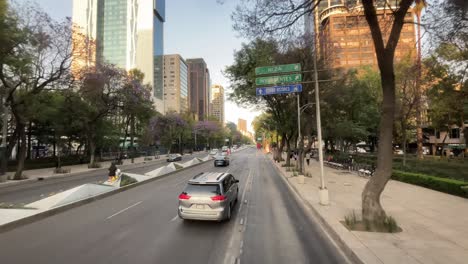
(394, 55, 419, 166)
(119, 68, 155, 161)
(76, 63, 127, 166)
(0, 3, 74, 179)
(231, 0, 425, 224)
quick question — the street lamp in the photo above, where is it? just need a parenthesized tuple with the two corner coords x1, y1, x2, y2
(311, 32, 329, 206)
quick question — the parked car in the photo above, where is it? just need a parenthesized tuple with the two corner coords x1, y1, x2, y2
(167, 154, 182, 162)
(178, 172, 239, 221)
(214, 152, 230, 167)
(394, 149, 404, 155)
(209, 149, 219, 156)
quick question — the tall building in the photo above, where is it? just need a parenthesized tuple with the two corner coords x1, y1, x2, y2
(187, 58, 210, 121)
(310, 1, 416, 69)
(238, 119, 247, 134)
(72, 0, 165, 113)
(163, 54, 189, 113)
(210, 84, 225, 124)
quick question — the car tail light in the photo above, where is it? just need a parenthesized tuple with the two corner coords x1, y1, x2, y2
(211, 195, 226, 201)
(179, 193, 191, 200)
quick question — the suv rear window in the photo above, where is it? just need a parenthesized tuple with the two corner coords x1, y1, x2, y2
(185, 184, 221, 195)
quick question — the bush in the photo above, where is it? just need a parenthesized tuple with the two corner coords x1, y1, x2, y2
(392, 170, 468, 198)
(120, 174, 138, 187)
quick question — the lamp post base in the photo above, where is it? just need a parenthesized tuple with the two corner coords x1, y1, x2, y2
(318, 188, 329, 206)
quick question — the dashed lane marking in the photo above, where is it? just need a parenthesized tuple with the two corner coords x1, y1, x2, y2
(106, 201, 143, 220)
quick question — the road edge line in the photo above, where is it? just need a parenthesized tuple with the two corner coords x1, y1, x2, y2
(266, 154, 364, 264)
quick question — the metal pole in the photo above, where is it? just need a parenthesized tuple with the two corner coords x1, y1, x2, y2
(297, 93, 301, 144)
(313, 34, 329, 205)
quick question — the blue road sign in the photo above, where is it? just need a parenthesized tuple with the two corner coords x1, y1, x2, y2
(256, 84, 302, 96)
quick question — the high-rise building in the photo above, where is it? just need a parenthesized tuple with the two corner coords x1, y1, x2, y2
(210, 84, 225, 124)
(187, 58, 210, 121)
(163, 54, 189, 113)
(310, 1, 416, 69)
(72, 0, 165, 113)
(238, 119, 247, 134)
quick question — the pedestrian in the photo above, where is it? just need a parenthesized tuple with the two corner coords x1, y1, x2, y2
(108, 162, 117, 181)
(306, 152, 310, 166)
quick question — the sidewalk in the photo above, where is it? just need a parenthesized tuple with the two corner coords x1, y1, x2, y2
(0, 152, 205, 189)
(269, 153, 468, 264)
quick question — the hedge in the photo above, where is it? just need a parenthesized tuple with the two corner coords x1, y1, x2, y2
(392, 170, 468, 198)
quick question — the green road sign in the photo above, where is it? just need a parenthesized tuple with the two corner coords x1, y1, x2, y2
(255, 73, 302, 86)
(255, 63, 301, 76)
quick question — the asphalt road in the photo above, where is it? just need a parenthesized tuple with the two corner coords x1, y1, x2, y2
(0, 153, 207, 206)
(0, 148, 347, 264)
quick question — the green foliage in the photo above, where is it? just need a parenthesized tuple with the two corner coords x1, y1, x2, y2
(120, 174, 138, 187)
(321, 67, 381, 148)
(392, 170, 468, 198)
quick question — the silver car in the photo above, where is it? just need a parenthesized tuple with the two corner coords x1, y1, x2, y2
(178, 172, 239, 221)
(214, 152, 230, 167)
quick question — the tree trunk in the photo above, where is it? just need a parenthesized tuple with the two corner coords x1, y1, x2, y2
(416, 13, 424, 160)
(89, 139, 96, 165)
(130, 115, 135, 163)
(27, 122, 32, 160)
(362, 67, 395, 223)
(298, 137, 304, 174)
(13, 122, 26, 180)
(285, 137, 291, 166)
(6, 127, 17, 160)
(402, 121, 407, 167)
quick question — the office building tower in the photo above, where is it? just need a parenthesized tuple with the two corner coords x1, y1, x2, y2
(210, 84, 225, 124)
(187, 58, 210, 121)
(310, 1, 416, 69)
(72, 0, 165, 113)
(163, 54, 189, 113)
(238, 119, 247, 134)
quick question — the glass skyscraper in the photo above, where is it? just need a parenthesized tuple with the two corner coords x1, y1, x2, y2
(72, 0, 166, 113)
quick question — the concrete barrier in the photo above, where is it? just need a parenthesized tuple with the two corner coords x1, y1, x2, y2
(27, 184, 117, 210)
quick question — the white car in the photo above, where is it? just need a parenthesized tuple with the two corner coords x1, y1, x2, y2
(395, 150, 404, 155)
(209, 149, 219, 156)
(357, 147, 367, 153)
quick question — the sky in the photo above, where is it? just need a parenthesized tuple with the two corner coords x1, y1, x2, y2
(34, 0, 259, 132)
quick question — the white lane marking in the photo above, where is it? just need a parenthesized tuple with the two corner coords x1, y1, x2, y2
(170, 215, 179, 221)
(106, 201, 143, 220)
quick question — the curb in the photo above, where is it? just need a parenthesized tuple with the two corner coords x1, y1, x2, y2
(0, 156, 214, 233)
(266, 154, 364, 264)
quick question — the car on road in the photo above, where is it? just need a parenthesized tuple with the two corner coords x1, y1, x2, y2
(214, 152, 230, 167)
(209, 149, 219, 156)
(178, 172, 239, 221)
(167, 154, 182, 162)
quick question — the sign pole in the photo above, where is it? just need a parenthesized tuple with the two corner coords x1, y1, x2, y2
(297, 93, 301, 148)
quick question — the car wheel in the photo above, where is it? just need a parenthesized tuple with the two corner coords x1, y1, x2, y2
(225, 204, 231, 221)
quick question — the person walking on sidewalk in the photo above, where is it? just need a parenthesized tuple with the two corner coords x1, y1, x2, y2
(306, 151, 311, 166)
